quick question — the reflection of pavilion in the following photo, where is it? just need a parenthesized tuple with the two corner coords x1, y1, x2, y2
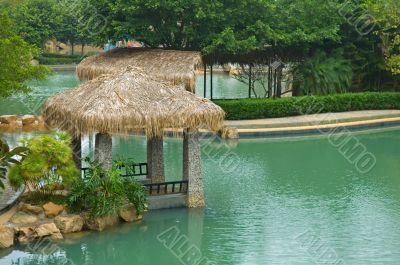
(42, 51, 225, 208)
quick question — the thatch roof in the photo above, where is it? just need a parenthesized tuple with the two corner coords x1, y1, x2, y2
(42, 67, 225, 138)
(77, 48, 203, 92)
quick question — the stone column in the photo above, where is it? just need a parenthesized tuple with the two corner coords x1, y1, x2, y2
(183, 129, 204, 208)
(95, 133, 112, 169)
(72, 136, 82, 169)
(146, 138, 153, 181)
(147, 136, 165, 183)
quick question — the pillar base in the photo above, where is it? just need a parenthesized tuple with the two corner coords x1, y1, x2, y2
(186, 194, 205, 208)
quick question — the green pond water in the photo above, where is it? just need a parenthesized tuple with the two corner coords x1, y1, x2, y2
(0, 71, 80, 116)
(0, 71, 399, 264)
(0, 71, 273, 116)
(0, 128, 400, 264)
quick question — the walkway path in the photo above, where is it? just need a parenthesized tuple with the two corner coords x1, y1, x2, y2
(225, 110, 400, 138)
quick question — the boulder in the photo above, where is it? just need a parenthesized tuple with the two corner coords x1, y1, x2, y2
(21, 115, 37, 126)
(19, 203, 44, 215)
(0, 115, 18, 125)
(54, 215, 84, 234)
(43, 202, 64, 218)
(220, 127, 239, 139)
(35, 223, 63, 240)
(14, 226, 35, 244)
(10, 212, 39, 225)
(13, 222, 63, 243)
(119, 204, 142, 222)
(0, 225, 14, 249)
(85, 214, 120, 231)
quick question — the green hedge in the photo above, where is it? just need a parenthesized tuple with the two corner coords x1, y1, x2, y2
(37, 53, 87, 65)
(214, 92, 400, 120)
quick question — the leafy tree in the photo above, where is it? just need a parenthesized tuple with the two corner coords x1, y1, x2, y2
(56, 0, 80, 55)
(8, 0, 61, 48)
(56, 0, 97, 55)
(364, 0, 400, 75)
(0, 139, 29, 190)
(0, 12, 51, 97)
(87, 0, 343, 55)
(8, 133, 79, 196)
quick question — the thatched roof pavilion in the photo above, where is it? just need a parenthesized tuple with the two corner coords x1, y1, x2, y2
(43, 67, 224, 138)
(42, 66, 224, 208)
(77, 48, 202, 92)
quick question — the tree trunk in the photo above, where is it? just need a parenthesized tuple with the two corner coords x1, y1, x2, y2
(276, 68, 282, 98)
(81, 43, 85, 55)
(292, 72, 302, 96)
(71, 43, 75, 55)
(268, 66, 272, 98)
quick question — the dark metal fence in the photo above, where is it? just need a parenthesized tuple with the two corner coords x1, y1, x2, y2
(144, 180, 188, 195)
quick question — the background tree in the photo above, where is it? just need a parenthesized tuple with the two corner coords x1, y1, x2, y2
(7, 0, 61, 48)
(56, 0, 80, 55)
(0, 12, 51, 97)
(364, 0, 400, 75)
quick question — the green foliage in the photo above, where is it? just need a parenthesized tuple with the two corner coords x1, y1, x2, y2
(215, 92, 400, 120)
(7, 0, 61, 48)
(291, 49, 353, 95)
(37, 53, 86, 65)
(68, 158, 147, 218)
(364, 0, 400, 75)
(0, 139, 29, 190)
(8, 133, 79, 195)
(88, 0, 342, 53)
(0, 12, 52, 98)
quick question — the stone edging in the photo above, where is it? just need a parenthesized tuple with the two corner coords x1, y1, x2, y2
(0, 115, 47, 132)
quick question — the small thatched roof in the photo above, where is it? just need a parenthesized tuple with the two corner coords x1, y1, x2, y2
(77, 48, 203, 92)
(42, 67, 225, 138)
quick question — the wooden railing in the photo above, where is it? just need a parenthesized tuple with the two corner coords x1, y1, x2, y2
(144, 180, 188, 195)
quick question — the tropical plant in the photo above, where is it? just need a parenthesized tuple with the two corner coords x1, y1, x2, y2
(0, 139, 29, 190)
(291, 50, 353, 95)
(8, 133, 79, 197)
(68, 158, 147, 218)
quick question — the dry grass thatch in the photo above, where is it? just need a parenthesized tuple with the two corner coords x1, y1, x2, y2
(77, 48, 203, 92)
(42, 66, 225, 138)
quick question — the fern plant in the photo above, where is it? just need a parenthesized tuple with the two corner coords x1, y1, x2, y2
(68, 158, 147, 218)
(0, 139, 29, 190)
(291, 49, 353, 95)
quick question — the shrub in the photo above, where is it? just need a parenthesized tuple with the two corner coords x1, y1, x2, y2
(37, 53, 87, 65)
(68, 158, 147, 218)
(8, 133, 79, 198)
(215, 92, 400, 120)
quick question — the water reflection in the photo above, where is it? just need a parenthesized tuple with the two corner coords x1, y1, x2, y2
(1, 128, 400, 264)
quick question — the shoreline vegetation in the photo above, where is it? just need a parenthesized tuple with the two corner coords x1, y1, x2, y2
(215, 92, 400, 120)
